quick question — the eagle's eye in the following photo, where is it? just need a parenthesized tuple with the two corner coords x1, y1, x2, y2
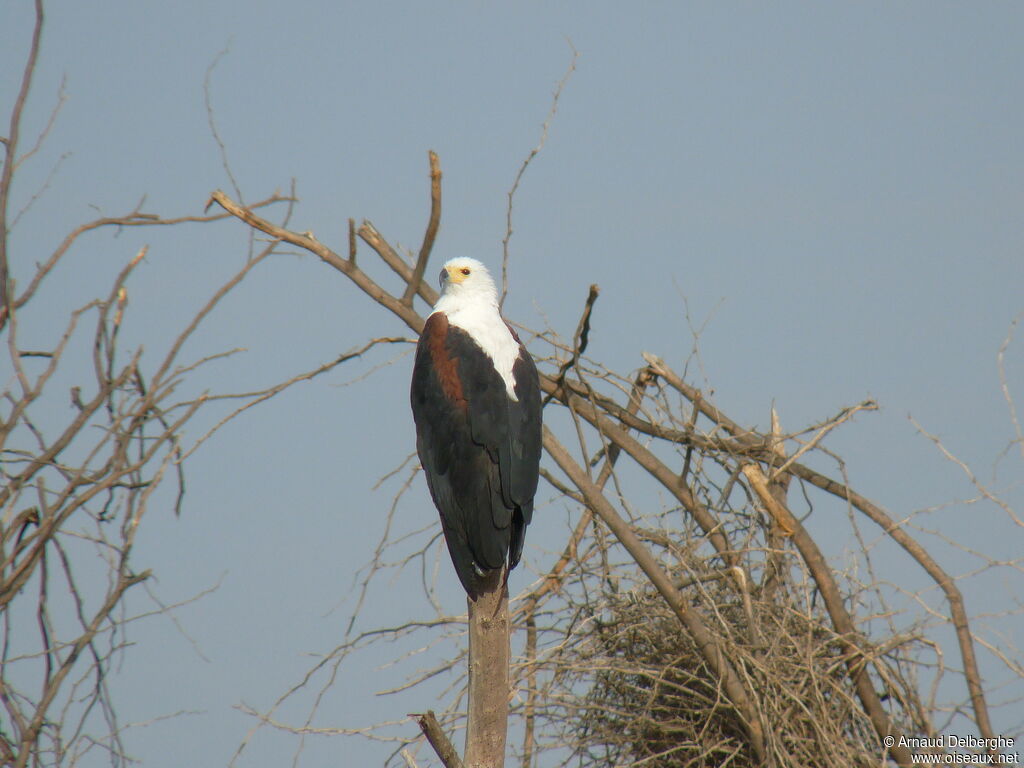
(460, 267, 471, 276)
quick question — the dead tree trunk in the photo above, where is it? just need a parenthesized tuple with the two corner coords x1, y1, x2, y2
(464, 572, 509, 768)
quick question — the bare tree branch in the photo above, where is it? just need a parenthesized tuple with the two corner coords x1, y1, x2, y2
(209, 190, 424, 332)
(402, 150, 441, 308)
(414, 710, 464, 768)
(0, 0, 44, 332)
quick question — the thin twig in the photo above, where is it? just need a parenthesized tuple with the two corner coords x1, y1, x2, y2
(501, 43, 578, 308)
(203, 44, 243, 202)
(770, 400, 878, 479)
(997, 311, 1023, 458)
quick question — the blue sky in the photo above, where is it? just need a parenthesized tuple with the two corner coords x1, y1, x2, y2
(2, 2, 1022, 766)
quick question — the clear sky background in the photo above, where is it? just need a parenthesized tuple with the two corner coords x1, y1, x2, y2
(2, 2, 1022, 766)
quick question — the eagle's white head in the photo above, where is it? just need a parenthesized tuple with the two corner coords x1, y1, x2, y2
(437, 257, 498, 307)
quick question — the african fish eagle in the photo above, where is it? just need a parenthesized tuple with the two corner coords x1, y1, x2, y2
(411, 257, 542, 598)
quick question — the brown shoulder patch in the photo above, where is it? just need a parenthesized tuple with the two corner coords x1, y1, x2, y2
(424, 313, 466, 409)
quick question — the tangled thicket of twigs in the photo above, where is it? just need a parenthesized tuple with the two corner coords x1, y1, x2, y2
(0, 189, 308, 766)
(565, 580, 886, 768)
(1, 19, 341, 759)
(502, 346, 933, 768)
(528, 510, 921, 768)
